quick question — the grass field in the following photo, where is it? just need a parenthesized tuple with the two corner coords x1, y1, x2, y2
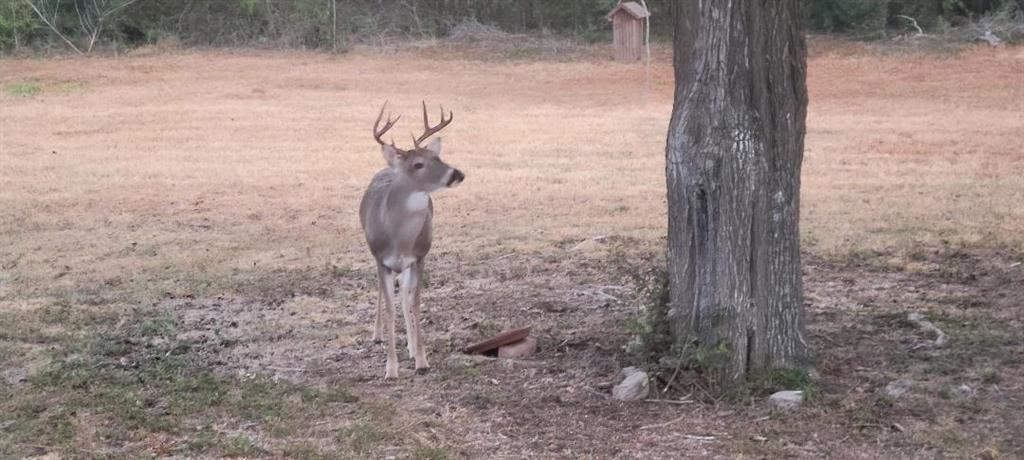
(1, 42, 1022, 458)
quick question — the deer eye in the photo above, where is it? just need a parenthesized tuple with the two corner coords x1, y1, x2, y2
(413, 163, 424, 170)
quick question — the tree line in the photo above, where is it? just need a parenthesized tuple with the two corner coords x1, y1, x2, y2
(1, 0, 1020, 54)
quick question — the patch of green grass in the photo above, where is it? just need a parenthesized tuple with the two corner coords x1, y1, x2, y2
(219, 435, 265, 458)
(336, 422, 395, 453)
(745, 367, 821, 401)
(5, 82, 41, 98)
(281, 443, 336, 459)
(980, 367, 1001, 385)
(0, 341, 13, 362)
(413, 444, 451, 460)
(459, 391, 496, 409)
(0, 304, 360, 457)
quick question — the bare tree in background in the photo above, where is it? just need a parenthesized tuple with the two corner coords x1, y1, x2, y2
(664, 0, 810, 384)
(23, 0, 138, 53)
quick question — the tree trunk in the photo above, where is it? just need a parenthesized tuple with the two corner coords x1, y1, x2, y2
(665, 0, 809, 384)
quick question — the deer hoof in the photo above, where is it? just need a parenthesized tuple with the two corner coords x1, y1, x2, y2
(415, 366, 430, 375)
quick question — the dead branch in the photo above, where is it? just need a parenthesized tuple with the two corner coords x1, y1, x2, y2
(896, 15, 927, 38)
(23, 0, 83, 54)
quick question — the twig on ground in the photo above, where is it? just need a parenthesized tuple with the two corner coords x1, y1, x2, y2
(583, 386, 610, 399)
(570, 236, 608, 251)
(640, 414, 688, 430)
(907, 312, 949, 348)
(266, 366, 306, 372)
(643, 397, 694, 405)
(570, 285, 625, 303)
(662, 342, 691, 393)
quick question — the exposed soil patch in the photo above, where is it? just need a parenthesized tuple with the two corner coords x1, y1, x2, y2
(163, 246, 1023, 458)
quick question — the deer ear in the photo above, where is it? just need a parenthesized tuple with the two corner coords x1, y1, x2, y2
(381, 144, 402, 166)
(424, 137, 442, 154)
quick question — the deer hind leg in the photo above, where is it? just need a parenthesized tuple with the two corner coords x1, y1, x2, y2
(403, 259, 429, 372)
(377, 263, 399, 379)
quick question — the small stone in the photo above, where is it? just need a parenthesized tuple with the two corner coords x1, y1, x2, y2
(612, 370, 649, 401)
(954, 384, 974, 398)
(977, 447, 999, 460)
(768, 390, 804, 410)
(884, 379, 914, 398)
(498, 337, 538, 359)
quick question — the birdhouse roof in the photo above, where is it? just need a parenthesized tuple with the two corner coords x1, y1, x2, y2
(607, 2, 650, 20)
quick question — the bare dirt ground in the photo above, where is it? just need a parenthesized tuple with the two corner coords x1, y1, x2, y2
(1, 41, 1022, 458)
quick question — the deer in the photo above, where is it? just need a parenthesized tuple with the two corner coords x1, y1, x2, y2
(359, 101, 464, 379)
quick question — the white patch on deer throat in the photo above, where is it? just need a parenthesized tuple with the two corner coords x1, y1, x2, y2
(406, 192, 430, 211)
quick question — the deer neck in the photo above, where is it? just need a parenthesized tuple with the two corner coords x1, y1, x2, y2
(384, 176, 431, 227)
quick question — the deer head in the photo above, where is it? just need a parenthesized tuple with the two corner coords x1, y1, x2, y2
(373, 101, 465, 192)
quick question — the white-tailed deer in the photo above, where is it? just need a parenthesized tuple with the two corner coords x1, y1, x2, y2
(359, 101, 464, 379)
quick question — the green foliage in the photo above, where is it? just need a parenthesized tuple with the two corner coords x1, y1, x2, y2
(807, 0, 1018, 37)
(624, 263, 672, 363)
(0, 0, 40, 51)
(3, 0, 1020, 52)
(808, 0, 890, 37)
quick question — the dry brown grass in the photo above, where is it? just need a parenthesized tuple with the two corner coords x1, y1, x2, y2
(1, 45, 1022, 303)
(1, 43, 1023, 458)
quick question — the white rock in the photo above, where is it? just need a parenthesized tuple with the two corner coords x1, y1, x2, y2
(768, 390, 804, 410)
(619, 366, 642, 379)
(612, 370, 649, 401)
(884, 379, 914, 398)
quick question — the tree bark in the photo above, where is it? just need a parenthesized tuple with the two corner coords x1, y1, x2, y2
(665, 0, 809, 383)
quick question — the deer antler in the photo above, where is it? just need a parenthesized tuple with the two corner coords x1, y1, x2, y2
(373, 101, 401, 148)
(413, 101, 453, 148)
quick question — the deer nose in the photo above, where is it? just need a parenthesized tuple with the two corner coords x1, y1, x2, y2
(447, 169, 465, 187)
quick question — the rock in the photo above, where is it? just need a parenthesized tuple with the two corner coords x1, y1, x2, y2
(612, 370, 649, 401)
(619, 366, 643, 379)
(768, 390, 804, 410)
(884, 379, 914, 398)
(954, 383, 974, 398)
(498, 337, 538, 359)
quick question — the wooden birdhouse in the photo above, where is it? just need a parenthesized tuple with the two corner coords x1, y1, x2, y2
(607, 1, 650, 62)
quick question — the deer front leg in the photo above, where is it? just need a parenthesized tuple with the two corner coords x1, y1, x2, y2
(402, 260, 429, 373)
(371, 287, 383, 343)
(377, 264, 399, 379)
(401, 277, 416, 359)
